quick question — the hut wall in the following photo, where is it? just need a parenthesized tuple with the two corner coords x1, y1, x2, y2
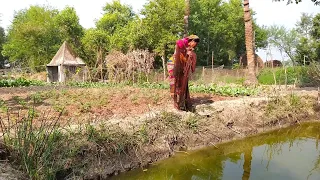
(58, 65, 65, 82)
(63, 65, 87, 82)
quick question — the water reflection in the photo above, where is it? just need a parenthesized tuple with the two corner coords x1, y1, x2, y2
(112, 123, 320, 180)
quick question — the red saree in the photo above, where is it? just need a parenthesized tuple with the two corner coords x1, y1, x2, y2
(173, 42, 197, 111)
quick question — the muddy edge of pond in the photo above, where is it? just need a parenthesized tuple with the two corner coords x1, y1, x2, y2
(72, 94, 319, 179)
(2, 94, 320, 179)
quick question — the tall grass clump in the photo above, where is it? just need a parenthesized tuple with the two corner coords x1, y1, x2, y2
(0, 108, 65, 179)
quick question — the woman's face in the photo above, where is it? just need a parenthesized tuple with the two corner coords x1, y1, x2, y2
(188, 39, 199, 48)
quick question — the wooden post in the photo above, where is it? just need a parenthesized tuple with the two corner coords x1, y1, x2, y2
(161, 55, 166, 81)
(202, 66, 205, 80)
(211, 51, 214, 72)
(318, 87, 320, 105)
(211, 51, 214, 82)
(285, 67, 288, 90)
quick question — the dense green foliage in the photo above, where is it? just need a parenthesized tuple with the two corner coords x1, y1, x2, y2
(2, 6, 83, 71)
(189, 0, 267, 65)
(1, 0, 268, 72)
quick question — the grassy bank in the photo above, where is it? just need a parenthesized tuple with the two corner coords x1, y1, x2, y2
(0, 93, 319, 179)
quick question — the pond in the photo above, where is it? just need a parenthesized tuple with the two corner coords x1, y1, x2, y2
(111, 122, 320, 180)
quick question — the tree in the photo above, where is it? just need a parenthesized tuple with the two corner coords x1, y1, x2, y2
(0, 26, 5, 67)
(2, 5, 60, 71)
(96, 0, 134, 34)
(243, 0, 258, 85)
(2, 5, 86, 71)
(267, 25, 299, 64)
(95, 0, 137, 53)
(188, 0, 268, 66)
(140, 0, 185, 79)
(312, 13, 320, 60)
(295, 13, 318, 64)
(184, 0, 190, 37)
(55, 7, 85, 59)
(296, 13, 314, 37)
(81, 28, 109, 78)
(273, 0, 320, 5)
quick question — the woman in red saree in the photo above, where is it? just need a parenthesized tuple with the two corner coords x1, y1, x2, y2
(171, 34, 199, 111)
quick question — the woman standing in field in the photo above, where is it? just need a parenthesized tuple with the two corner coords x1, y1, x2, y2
(167, 34, 199, 111)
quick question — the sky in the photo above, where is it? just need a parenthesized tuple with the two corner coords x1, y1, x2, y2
(0, 0, 319, 61)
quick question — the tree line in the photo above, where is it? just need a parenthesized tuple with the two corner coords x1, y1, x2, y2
(0, 0, 268, 72)
(0, 0, 319, 72)
(267, 13, 320, 65)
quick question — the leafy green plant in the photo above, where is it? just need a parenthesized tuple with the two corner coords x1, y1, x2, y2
(68, 81, 258, 97)
(13, 96, 28, 108)
(29, 92, 43, 104)
(188, 83, 258, 96)
(186, 116, 199, 133)
(0, 99, 8, 112)
(80, 102, 92, 113)
(232, 63, 241, 69)
(0, 78, 45, 87)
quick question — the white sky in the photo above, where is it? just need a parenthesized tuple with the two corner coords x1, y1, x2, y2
(0, 0, 319, 60)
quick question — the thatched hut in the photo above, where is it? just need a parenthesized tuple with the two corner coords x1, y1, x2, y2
(264, 60, 283, 68)
(239, 53, 264, 69)
(47, 41, 87, 82)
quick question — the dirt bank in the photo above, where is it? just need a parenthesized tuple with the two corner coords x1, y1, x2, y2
(1, 90, 319, 179)
(71, 93, 320, 179)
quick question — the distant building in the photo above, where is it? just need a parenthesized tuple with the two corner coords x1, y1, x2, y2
(47, 41, 87, 82)
(264, 60, 283, 68)
(239, 53, 264, 69)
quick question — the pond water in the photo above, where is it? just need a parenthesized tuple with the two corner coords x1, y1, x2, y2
(112, 122, 320, 180)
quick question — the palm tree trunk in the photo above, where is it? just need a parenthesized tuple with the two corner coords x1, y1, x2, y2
(184, 0, 190, 38)
(243, 0, 258, 85)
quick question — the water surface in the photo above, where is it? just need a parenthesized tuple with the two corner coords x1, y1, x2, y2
(112, 122, 320, 180)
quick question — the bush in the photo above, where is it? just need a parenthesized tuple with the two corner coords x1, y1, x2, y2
(257, 66, 311, 85)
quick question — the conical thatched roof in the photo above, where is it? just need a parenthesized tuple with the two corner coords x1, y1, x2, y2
(47, 41, 85, 66)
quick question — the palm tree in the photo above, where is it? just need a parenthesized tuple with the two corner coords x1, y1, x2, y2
(243, 0, 258, 85)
